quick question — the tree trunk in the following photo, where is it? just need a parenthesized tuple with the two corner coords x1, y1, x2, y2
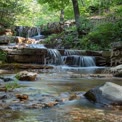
(71, 0, 80, 36)
(60, 9, 64, 22)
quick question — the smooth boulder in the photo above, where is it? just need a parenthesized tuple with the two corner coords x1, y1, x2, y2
(15, 71, 37, 81)
(84, 82, 122, 105)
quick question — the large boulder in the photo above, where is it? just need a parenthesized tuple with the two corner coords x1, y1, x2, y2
(15, 71, 37, 81)
(84, 82, 122, 105)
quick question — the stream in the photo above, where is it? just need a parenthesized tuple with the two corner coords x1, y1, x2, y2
(0, 67, 122, 122)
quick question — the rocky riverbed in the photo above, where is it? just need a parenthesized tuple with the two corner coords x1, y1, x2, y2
(0, 68, 122, 122)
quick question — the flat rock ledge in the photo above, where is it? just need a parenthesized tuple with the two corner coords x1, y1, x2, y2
(0, 63, 53, 70)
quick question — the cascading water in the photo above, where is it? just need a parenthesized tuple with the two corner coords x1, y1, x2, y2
(27, 28, 31, 38)
(18, 26, 23, 36)
(62, 55, 96, 67)
(31, 27, 44, 40)
(46, 49, 96, 67)
(37, 27, 41, 35)
(47, 49, 63, 65)
(26, 44, 47, 49)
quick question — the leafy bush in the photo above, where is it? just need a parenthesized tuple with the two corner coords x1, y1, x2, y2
(5, 79, 20, 91)
(0, 50, 7, 62)
(78, 17, 93, 35)
(80, 20, 122, 50)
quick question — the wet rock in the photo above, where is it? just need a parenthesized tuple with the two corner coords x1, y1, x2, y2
(114, 70, 122, 77)
(16, 94, 29, 101)
(27, 103, 44, 109)
(0, 87, 6, 92)
(0, 94, 7, 99)
(15, 71, 37, 81)
(0, 70, 12, 74)
(0, 78, 4, 82)
(15, 37, 36, 44)
(110, 65, 122, 77)
(70, 74, 82, 78)
(43, 102, 58, 108)
(0, 63, 53, 70)
(0, 28, 13, 36)
(0, 35, 11, 44)
(69, 93, 78, 101)
(84, 82, 122, 106)
(0, 76, 13, 82)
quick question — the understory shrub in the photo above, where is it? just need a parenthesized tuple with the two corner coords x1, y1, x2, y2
(0, 50, 7, 62)
(80, 20, 122, 50)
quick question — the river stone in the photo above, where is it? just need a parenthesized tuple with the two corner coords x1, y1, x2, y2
(84, 82, 122, 105)
(15, 71, 37, 81)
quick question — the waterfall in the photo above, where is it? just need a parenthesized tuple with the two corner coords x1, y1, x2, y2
(47, 49, 63, 65)
(62, 55, 96, 67)
(18, 26, 23, 36)
(47, 49, 96, 66)
(27, 28, 31, 38)
(26, 44, 46, 49)
(81, 56, 96, 67)
(31, 27, 44, 40)
(36, 27, 41, 35)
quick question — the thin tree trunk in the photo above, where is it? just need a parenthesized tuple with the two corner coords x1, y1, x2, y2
(60, 9, 64, 22)
(71, 0, 80, 36)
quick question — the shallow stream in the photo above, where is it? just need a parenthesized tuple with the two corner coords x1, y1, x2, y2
(0, 68, 122, 122)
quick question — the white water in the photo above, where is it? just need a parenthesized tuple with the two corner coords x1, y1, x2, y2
(32, 48, 96, 67)
(62, 55, 96, 67)
(26, 44, 46, 49)
(31, 27, 44, 40)
(47, 49, 63, 65)
(18, 26, 23, 36)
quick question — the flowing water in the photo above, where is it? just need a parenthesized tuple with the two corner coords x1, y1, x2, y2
(1, 43, 122, 122)
(1, 70, 122, 122)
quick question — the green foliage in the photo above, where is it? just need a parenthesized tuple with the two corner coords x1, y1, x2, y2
(15, 0, 42, 26)
(36, 4, 60, 26)
(109, 5, 122, 18)
(5, 79, 20, 91)
(0, 0, 29, 27)
(38, 0, 70, 10)
(78, 16, 93, 35)
(80, 20, 122, 50)
(65, 25, 76, 32)
(45, 33, 63, 46)
(0, 50, 7, 62)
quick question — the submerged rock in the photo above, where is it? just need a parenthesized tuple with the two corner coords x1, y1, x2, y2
(15, 71, 37, 81)
(16, 94, 29, 101)
(84, 82, 122, 106)
(0, 76, 13, 82)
